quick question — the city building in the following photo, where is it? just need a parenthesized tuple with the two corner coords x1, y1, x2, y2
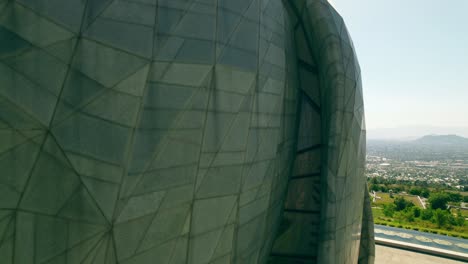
(0, 0, 373, 263)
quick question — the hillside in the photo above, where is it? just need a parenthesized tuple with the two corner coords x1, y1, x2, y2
(413, 134, 468, 146)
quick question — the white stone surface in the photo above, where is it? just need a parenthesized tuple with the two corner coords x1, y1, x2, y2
(376, 245, 466, 264)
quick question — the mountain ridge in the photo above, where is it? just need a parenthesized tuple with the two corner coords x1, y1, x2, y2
(413, 134, 468, 145)
(367, 126, 468, 140)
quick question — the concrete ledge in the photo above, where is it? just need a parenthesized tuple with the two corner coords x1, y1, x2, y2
(375, 237, 468, 262)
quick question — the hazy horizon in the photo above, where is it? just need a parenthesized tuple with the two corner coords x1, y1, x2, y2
(331, 0, 468, 131)
(366, 125, 468, 140)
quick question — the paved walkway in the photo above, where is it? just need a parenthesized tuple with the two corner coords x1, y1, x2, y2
(375, 245, 466, 264)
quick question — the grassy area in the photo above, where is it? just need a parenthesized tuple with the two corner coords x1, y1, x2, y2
(373, 192, 394, 204)
(450, 208, 468, 217)
(372, 207, 468, 239)
(447, 190, 468, 196)
(371, 190, 468, 239)
(373, 192, 424, 208)
(400, 194, 424, 207)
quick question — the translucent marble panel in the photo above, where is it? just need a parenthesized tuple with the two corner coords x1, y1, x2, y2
(0, 1, 372, 263)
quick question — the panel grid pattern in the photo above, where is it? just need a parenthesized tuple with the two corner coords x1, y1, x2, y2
(0, 0, 373, 263)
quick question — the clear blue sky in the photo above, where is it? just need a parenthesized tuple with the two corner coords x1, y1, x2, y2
(330, 0, 468, 130)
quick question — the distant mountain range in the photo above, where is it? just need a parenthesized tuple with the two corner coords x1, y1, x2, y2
(368, 134, 468, 145)
(412, 134, 468, 146)
(367, 134, 468, 161)
(367, 126, 468, 140)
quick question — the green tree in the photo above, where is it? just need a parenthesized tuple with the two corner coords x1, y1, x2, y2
(394, 211, 404, 223)
(394, 197, 414, 211)
(447, 193, 462, 203)
(403, 209, 415, 222)
(409, 188, 421, 196)
(383, 203, 396, 217)
(433, 209, 448, 228)
(421, 209, 433, 220)
(456, 210, 465, 226)
(370, 184, 379, 192)
(448, 213, 457, 226)
(412, 207, 421, 218)
(429, 192, 450, 210)
(380, 185, 388, 193)
(421, 189, 430, 198)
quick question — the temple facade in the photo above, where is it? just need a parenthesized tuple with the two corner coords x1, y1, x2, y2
(0, 0, 374, 263)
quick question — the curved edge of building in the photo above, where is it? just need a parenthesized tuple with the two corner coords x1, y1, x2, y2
(268, 1, 373, 263)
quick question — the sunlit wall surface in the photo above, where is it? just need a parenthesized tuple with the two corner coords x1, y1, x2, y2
(0, 0, 373, 263)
